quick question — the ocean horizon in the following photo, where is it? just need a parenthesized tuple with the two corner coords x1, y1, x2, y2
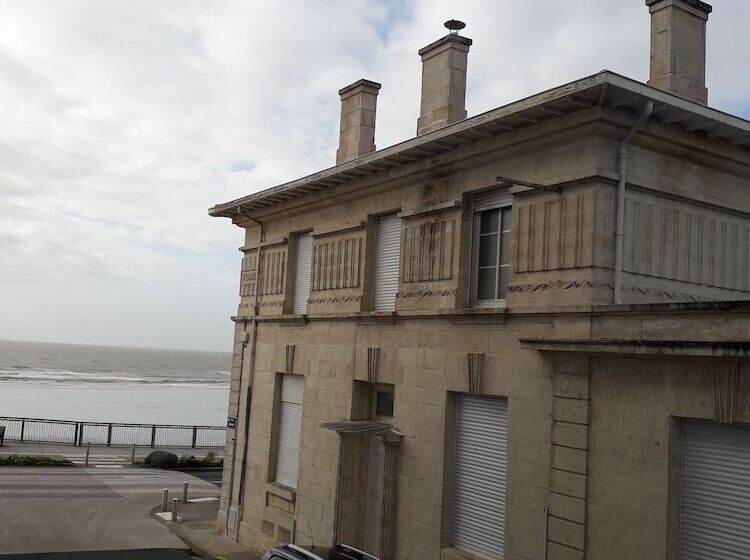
(0, 339, 232, 426)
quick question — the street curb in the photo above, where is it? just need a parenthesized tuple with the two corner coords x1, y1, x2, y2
(151, 504, 215, 560)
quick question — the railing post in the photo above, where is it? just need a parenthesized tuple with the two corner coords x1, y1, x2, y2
(192, 426, 198, 449)
(107, 424, 112, 447)
(131, 443, 136, 467)
(85, 441, 91, 466)
(151, 425, 156, 448)
(79, 424, 85, 447)
(20, 420, 25, 442)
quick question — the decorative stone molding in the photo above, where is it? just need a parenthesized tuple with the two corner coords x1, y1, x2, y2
(240, 248, 287, 297)
(401, 219, 455, 283)
(467, 353, 485, 395)
(311, 236, 362, 291)
(507, 280, 613, 294)
(395, 288, 457, 299)
(307, 294, 362, 305)
(285, 345, 295, 375)
(507, 280, 709, 303)
(713, 364, 740, 424)
(367, 347, 380, 385)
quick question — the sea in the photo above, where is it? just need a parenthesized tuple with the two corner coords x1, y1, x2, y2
(0, 340, 231, 426)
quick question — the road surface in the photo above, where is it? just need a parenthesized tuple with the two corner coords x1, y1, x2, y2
(0, 466, 220, 557)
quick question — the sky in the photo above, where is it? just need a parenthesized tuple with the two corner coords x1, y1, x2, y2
(0, 1, 748, 352)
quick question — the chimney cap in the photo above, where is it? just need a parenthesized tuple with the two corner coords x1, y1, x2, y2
(444, 19, 466, 33)
(645, 0, 712, 15)
(338, 79, 382, 97)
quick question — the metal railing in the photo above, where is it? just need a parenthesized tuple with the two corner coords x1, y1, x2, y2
(0, 416, 226, 448)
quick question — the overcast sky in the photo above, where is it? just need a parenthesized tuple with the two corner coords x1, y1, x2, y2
(1, 1, 748, 352)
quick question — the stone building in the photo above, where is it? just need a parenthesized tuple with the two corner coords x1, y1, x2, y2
(210, 2, 750, 559)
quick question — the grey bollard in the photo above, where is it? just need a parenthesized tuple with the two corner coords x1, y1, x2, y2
(171, 498, 178, 522)
(130, 443, 136, 467)
(182, 481, 189, 503)
(85, 442, 90, 466)
(162, 488, 169, 512)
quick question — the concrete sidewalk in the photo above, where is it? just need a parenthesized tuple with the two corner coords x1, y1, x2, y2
(152, 499, 261, 560)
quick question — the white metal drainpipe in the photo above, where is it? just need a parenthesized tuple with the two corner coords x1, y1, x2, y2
(226, 209, 264, 540)
(614, 101, 653, 305)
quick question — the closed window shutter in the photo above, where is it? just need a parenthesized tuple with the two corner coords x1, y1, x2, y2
(373, 214, 401, 311)
(681, 421, 750, 560)
(293, 234, 312, 314)
(452, 395, 507, 560)
(275, 375, 304, 489)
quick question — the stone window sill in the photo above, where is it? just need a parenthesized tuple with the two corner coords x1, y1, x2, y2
(266, 481, 296, 502)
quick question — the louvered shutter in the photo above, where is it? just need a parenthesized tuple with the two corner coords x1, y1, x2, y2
(681, 421, 750, 560)
(293, 233, 312, 314)
(373, 214, 401, 311)
(452, 395, 507, 560)
(472, 188, 512, 212)
(275, 375, 304, 489)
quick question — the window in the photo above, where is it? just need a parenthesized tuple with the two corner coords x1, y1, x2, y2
(293, 233, 312, 314)
(373, 384, 394, 418)
(274, 374, 304, 489)
(372, 214, 402, 311)
(452, 395, 507, 560)
(680, 421, 750, 559)
(472, 204, 512, 304)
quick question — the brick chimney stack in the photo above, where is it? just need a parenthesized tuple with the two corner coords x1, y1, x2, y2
(336, 79, 381, 165)
(646, 0, 712, 105)
(416, 22, 472, 135)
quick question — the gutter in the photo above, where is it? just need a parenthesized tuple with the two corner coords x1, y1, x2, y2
(613, 101, 653, 304)
(226, 210, 264, 540)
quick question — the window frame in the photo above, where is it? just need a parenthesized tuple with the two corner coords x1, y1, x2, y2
(469, 192, 512, 308)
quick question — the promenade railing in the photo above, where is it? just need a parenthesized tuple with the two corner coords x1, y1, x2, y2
(0, 416, 226, 448)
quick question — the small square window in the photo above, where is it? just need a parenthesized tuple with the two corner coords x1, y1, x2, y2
(375, 388, 394, 417)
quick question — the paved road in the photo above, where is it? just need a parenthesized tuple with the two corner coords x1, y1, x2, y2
(0, 467, 220, 556)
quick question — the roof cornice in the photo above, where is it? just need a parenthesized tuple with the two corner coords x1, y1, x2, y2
(209, 71, 750, 219)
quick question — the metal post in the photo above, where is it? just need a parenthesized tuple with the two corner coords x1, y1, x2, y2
(85, 441, 90, 467)
(150, 425, 157, 448)
(171, 498, 178, 522)
(543, 507, 549, 560)
(162, 488, 169, 512)
(182, 481, 189, 503)
(191, 426, 198, 449)
(20, 420, 25, 443)
(130, 443, 136, 467)
(106, 424, 113, 447)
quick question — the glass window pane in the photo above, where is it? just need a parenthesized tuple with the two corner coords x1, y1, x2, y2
(498, 266, 510, 299)
(501, 207, 512, 232)
(500, 231, 511, 265)
(480, 209, 499, 234)
(479, 234, 498, 267)
(477, 268, 497, 300)
(376, 390, 394, 417)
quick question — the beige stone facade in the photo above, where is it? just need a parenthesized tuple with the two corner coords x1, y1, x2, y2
(211, 5, 750, 560)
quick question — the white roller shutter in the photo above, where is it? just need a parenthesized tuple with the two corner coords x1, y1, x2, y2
(681, 421, 750, 560)
(293, 233, 312, 314)
(275, 374, 304, 489)
(452, 395, 507, 560)
(373, 214, 401, 311)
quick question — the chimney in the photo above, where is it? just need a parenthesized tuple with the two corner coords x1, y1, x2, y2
(417, 20, 472, 135)
(646, 0, 712, 105)
(336, 79, 381, 165)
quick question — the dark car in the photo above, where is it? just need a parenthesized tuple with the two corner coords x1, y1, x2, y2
(261, 543, 380, 560)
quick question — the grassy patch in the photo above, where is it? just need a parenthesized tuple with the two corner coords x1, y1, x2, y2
(0, 454, 74, 467)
